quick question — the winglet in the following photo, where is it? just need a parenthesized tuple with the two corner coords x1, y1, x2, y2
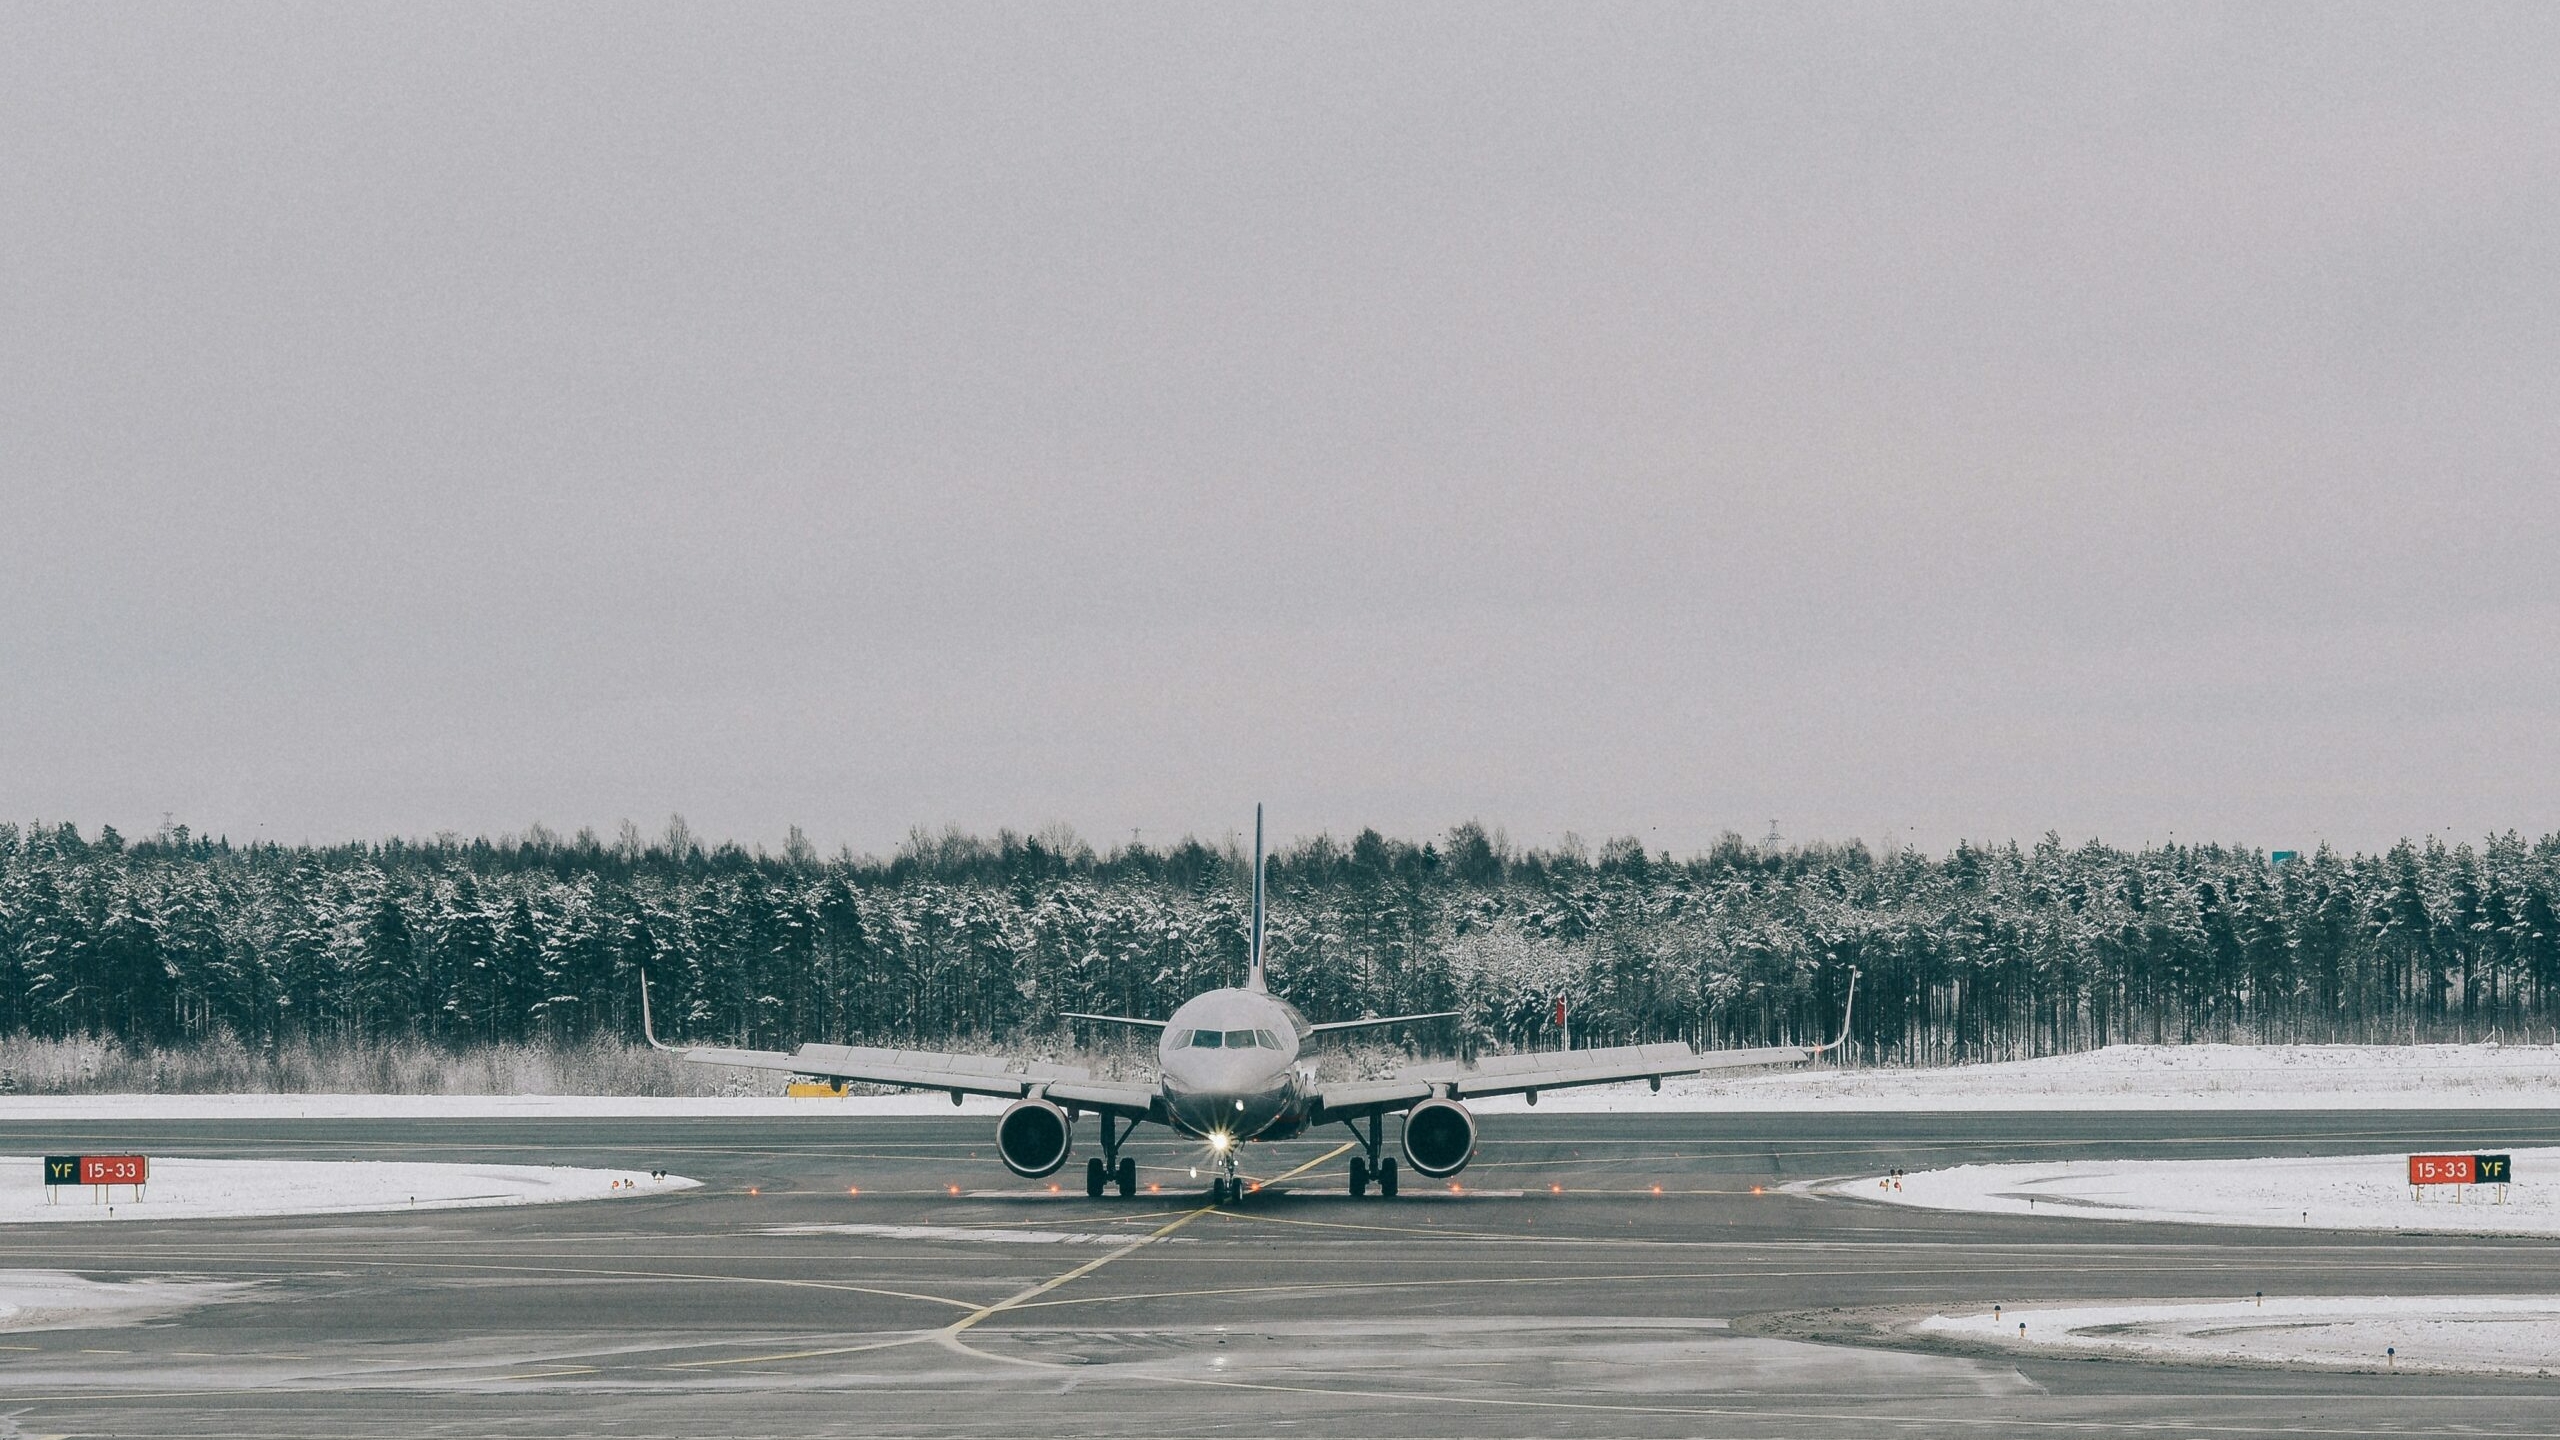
(1804, 967, 1859, 1057)
(1247, 803, 1268, 992)
(639, 970, 680, 1053)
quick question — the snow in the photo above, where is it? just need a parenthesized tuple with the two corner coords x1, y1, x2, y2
(0, 1269, 259, 1331)
(1917, 1295, 2560, 1375)
(1484, 1041, 2560, 1113)
(6, 1042, 2559, 1119)
(1833, 1148, 2560, 1237)
(0, 1155, 698, 1224)
(0, 1092, 1014, 1119)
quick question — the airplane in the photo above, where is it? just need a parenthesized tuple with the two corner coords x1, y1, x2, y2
(641, 806, 1857, 1202)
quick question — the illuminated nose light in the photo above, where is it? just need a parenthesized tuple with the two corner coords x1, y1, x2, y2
(1210, 1132, 1232, 1153)
(1234, 1100, 1245, 1112)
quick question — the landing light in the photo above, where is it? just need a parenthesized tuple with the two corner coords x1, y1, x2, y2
(1210, 1132, 1232, 1153)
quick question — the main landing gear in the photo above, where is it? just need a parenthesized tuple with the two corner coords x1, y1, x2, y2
(1344, 1113, 1398, 1198)
(1084, 1114, 1140, 1198)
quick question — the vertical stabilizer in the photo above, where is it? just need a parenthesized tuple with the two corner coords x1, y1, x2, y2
(1248, 803, 1268, 991)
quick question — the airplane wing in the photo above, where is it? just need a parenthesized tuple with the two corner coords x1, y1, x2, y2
(1304, 1011, 1460, 1037)
(1314, 970, 1857, 1123)
(669, 1037, 1088, 1098)
(1061, 1012, 1169, 1032)
(1042, 1079, 1162, 1120)
(643, 976, 1156, 1119)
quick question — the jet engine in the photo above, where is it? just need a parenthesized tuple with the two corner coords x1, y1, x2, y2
(1400, 1097, 1477, 1179)
(996, 1096, 1074, 1178)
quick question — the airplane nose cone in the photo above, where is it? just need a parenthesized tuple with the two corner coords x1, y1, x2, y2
(1164, 1059, 1294, 1140)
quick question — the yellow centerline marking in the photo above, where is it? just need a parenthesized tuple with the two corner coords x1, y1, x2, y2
(678, 1142, 1358, 1370)
(945, 1142, 1354, 1337)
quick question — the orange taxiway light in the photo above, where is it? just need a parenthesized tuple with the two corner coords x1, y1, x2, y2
(947, 1184, 961, 1195)
(1550, 1183, 1562, 1194)
(1650, 1184, 1662, 1195)
(1751, 1185, 1764, 1195)
(848, 1187, 860, 1196)
(748, 1187, 760, 1195)
(1149, 1183, 1161, 1193)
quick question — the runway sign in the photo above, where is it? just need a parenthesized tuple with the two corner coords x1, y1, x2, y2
(43, 1156, 79, 1185)
(2410, 1154, 2511, 1185)
(78, 1155, 148, 1185)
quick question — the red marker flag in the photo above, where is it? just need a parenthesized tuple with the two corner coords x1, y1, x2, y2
(1553, 996, 1568, 1027)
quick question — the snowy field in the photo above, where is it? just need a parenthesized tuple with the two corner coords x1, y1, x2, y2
(0, 1155, 696, 1224)
(1831, 1148, 2560, 1236)
(6, 1042, 2560, 1119)
(1918, 1295, 2560, 1376)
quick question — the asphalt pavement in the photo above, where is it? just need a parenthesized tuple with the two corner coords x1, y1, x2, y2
(6, 1109, 2560, 1437)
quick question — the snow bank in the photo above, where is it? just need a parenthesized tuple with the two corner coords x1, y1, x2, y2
(7, 1041, 2560, 1119)
(1834, 1147, 2560, 1236)
(1918, 1295, 2560, 1375)
(0, 1269, 259, 1331)
(0, 1155, 698, 1224)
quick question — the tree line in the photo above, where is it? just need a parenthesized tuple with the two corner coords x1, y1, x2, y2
(2, 818, 2556, 1066)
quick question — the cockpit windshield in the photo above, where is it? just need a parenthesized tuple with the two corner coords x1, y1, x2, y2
(1173, 1026, 1286, 1051)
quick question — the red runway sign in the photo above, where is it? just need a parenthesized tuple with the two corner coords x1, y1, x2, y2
(2410, 1154, 2511, 1185)
(77, 1155, 147, 1186)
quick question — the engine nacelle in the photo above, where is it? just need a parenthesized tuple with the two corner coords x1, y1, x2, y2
(1401, 1097, 1477, 1179)
(996, 1096, 1074, 1178)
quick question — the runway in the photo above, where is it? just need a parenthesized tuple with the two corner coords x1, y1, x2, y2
(7, 1110, 2560, 1437)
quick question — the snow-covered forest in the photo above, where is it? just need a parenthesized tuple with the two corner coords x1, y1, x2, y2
(3, 819, 2557, 1081)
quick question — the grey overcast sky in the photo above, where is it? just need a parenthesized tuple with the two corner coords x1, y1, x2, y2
(4, 5, 2555, 859)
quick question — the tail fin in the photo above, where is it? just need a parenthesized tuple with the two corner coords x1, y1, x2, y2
(1247, 803, 1268, 992)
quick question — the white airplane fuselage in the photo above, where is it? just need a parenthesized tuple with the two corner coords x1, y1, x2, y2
(1155, 986, 1317, 1146)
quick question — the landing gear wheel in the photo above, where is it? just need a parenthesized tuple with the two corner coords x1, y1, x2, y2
(1210, 1176, 1231, 1204)
(1085, 1156, 1106, 1198)
(1349, 1155, 1369, 1197)
(1377, 1157, 1398, 1198)
(1116, 1156, 1137, 1197)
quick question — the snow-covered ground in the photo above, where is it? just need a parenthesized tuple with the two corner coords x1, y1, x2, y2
(1831, 1148, 2560, 1236)
(0, 1155, 697, 1224)
(6, 1042, 2560, 1119)
(1918, 1295, 2560, 1375)
(0, 1091, 1018, 1119)
(1502, 1041, 2560, 1113)
(0, 1270, 259, 1331)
